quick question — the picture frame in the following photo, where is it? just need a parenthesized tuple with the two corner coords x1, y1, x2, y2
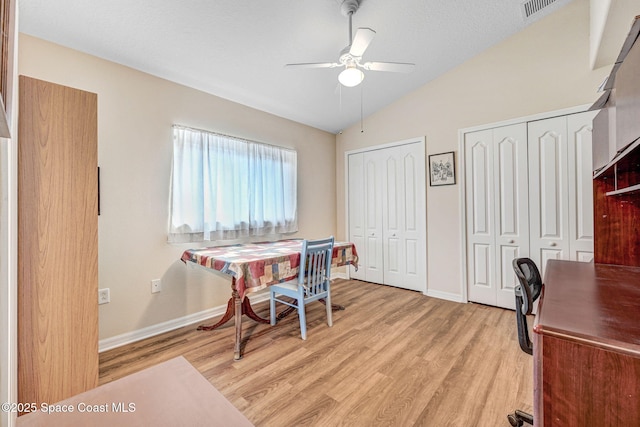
(429, 151, 456, 186)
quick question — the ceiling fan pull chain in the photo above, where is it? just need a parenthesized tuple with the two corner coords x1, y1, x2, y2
(360, 82, 364, 133)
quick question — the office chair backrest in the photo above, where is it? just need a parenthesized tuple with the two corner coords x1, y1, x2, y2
(512, 258, 543, 355)
(298, 236, 334, 296)
(512, 258, 543, 315)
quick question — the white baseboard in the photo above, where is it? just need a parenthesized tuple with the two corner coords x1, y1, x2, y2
(98, 292, 271, 353)
(425, 289, 465, 303)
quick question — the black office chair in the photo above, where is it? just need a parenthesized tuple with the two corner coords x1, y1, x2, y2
(507, 258, 543, 427)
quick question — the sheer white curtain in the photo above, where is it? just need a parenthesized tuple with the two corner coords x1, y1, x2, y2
(169, 126, 297, 243)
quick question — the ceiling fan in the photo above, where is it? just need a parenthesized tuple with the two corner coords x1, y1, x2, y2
(285, 0, 415, 87)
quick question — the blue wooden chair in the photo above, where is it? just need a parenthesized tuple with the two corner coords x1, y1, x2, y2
(269, 236, 334, 340)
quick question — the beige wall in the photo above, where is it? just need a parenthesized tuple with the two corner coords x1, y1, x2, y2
(336, 0, 611, 300)
(18, 34, 337, 341)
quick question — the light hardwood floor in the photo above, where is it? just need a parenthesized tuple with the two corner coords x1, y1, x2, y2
(99, 279, 533, 426)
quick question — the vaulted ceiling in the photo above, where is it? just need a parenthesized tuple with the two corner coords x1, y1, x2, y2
(20, 0, 580, 134)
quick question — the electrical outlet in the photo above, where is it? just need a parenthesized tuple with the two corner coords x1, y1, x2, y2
(98, 288, 110, 305)
(151, 279, 161, 294)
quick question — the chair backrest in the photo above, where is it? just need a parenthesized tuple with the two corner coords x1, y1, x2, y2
(512, 258, 543, 315)
(512, 258, 543, 355)
(298, 236, 334, 296)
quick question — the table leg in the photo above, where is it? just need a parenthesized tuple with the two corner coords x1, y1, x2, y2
(196, 277, 270, 360)
(197, 295, 269, 331)
(242, 297, 271, 324)
(197, 280, 270, 331)
(196, 298, 235, 331)
(234, 291, 242, 360)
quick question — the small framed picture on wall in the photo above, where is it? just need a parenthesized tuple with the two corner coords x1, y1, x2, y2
(429, 151, 456, 186)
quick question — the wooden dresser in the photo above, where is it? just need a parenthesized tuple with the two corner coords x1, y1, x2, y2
(533, 261, 640, 426)
(532, 15, 640, 427)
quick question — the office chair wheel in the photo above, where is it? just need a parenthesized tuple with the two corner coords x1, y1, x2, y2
(507, 414, 524, 427)
(507, 410, 533, 426)
(507, 413, 523, 426)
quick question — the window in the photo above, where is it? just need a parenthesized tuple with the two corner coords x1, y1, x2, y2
(169, 125, 297, 243)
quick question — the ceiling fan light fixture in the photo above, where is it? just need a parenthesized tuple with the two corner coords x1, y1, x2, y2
(338, 66, 364, 87)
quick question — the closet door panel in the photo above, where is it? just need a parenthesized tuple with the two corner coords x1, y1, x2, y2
(364, 151, 384, 284)
(500, 244, 521, 307)
(494, 124, 528, 309)
(404, 153, 417, 231)
(567, 111, 596, 262)
(528, 117, 570, 277)
(383, 155, 403, 286)
(348, 153, 366, 280)
(405, 239, 418, 276)
(384, 143, 426, 292)
(469, 140, 492, 237)
(383, 143, 424, 291)
(539, 134, 563, 237)
(402, 149, 423, 287)
(540, 248, 563, 271)
(465, 129, 496, 305)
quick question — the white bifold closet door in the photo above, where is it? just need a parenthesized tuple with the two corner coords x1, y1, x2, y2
(465, 124, 529, 309)
(362, 149, 385, 284)
(528, 112, 595, 278)
(348, 153, 367, 282)
(464, 111, 596, 309)
(347, 141, 426, 292)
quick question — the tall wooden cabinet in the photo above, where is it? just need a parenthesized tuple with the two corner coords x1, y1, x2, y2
(18, 76, 98, 407)
(592, 16, 640, 266)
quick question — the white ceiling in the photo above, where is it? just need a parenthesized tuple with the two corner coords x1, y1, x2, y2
(18, 0, 574, 134)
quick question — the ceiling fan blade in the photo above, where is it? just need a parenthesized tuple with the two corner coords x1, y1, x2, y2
(362, 61, 415, 73)
(349, 28, 376, 57)
(285, 62, 340, 69)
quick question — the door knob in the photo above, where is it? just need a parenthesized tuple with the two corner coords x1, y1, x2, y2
(508, 239, 514, 244)
(550, 242, 557, 247)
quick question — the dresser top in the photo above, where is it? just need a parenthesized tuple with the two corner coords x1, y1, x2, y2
(534, 260, 640, 356)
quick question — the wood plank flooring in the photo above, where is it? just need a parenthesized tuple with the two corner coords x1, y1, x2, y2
(99, 279, 533, 426)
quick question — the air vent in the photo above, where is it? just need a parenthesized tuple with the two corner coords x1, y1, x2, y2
(521, 0, 558, 19)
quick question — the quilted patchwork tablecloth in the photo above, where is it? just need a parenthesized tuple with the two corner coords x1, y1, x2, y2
(181, 239, 359, 299)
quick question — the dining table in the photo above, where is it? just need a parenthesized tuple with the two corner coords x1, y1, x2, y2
(181, 239, 359, 360)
